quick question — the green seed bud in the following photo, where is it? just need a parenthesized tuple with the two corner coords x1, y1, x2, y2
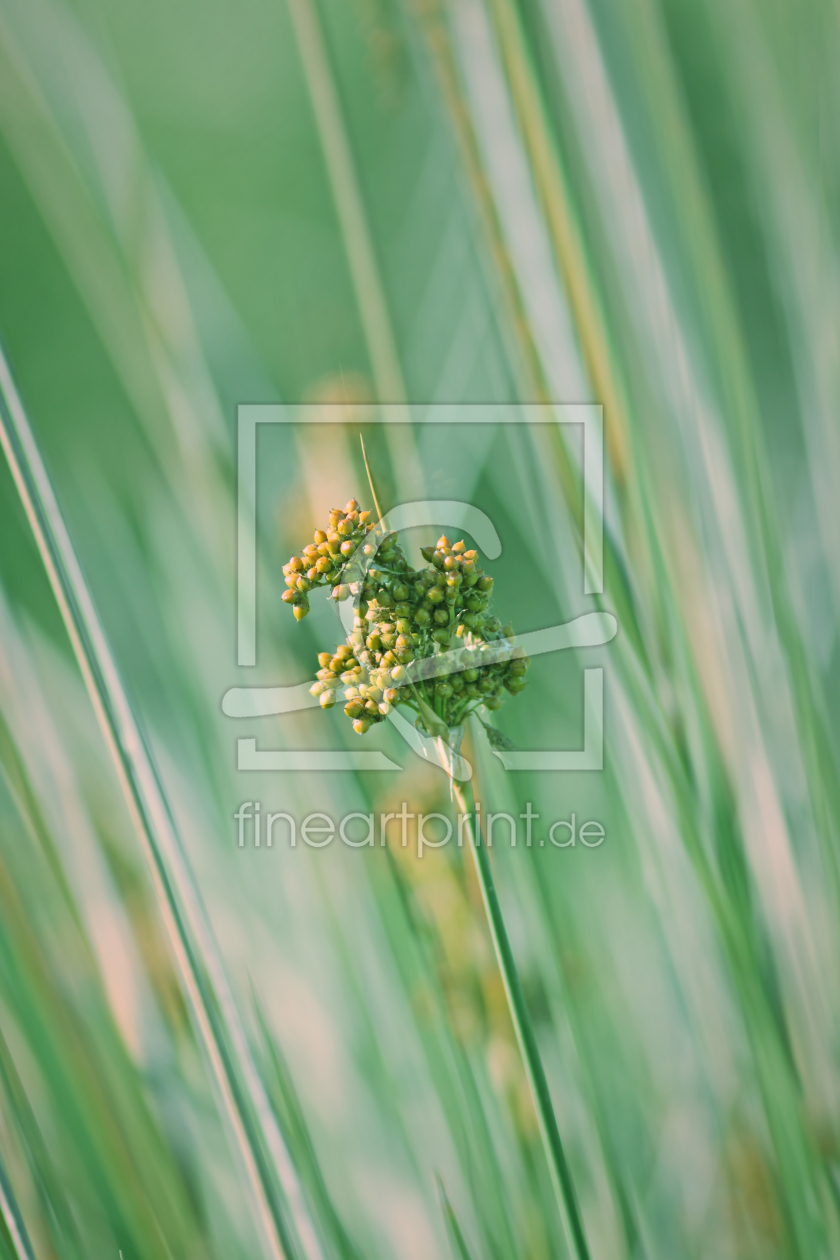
(432, 628, 449, 644)
(434, 609, 449, 625)
(477, 575, 493, 593)
(414, 608, 430, 626)
(427, 586, 444, 604)
(436, 681, 453, 698)
(483, 696, 502, 710)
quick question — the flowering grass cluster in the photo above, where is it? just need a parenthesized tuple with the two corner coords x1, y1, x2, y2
(283, 499, 529, 737)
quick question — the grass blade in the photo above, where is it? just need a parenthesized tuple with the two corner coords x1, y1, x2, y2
(0, 345, 323, 1260)
(450, 739, 591, 1260)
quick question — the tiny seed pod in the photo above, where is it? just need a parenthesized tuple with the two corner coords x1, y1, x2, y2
(345, 700, 364, 718)
(314, 530, 328, 544)
(464, 668, 479, 682)
(364, 699, 380, 715)
(394, 602, 411, 619)
(318, 651, 332, 668)
(466, 595, 482, 612)
(443, 555, 457, 571)
(289, 556, 305, 572)
(390, 664, 407, 682)
(359, 510, 371, 524)
(477, 575, 493, 593)
(437, 536, 451, 550)
(434, 609, 449, 625)
(310, 681, 325, 697)
(427, 587, 444, 605)
(383, 688, 398, 704)
(413, 608, 430, 626)
(452, 541, 465, 554)
(393, 583, 409, 601)
(432, 627, 449, 644)
(320, 688, 336, 707)
(337, 519, 353, 537)
(353, 718, 371, 735)
(436, 681, 453, 698)
(340, 540, 356, 557)
(451, 674, 465, 692)
(483, 696, 502, 710)
(510, 659, 527, 676)
(345, 498, 360, 513)
(379, 702, 392, 716)
(282, 589, 299, 604)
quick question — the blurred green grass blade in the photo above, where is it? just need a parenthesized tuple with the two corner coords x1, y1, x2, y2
(453, 757, 591, 1260)
(436, 1176, 475, 1260)
(0, 1156, 34, 1260)
(0, 348, 324, 1260)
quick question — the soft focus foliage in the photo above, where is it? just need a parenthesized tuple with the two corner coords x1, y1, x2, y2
(0, 0, 838, 1257)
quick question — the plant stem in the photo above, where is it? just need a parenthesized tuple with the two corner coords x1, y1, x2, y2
(360, 433, 385, 523)
(452, 768, 591, 1260)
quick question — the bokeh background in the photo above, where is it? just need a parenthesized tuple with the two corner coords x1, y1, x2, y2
(0, 0, 838, 1257)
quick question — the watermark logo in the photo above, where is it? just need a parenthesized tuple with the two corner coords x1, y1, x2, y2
(222, 404, 616, 773)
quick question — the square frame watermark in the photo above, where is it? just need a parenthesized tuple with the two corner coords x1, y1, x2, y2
(224, 403, 615, 773)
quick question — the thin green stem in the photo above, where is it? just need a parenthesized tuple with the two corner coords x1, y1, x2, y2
(452, 764, 591, 1260)
(360, 433, 385, 523)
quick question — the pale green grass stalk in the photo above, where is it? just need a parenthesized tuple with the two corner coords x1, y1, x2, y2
(450, 742, 591, 1260)
(0, 1155, 35, 1260)
(0, 346, 322, 1260)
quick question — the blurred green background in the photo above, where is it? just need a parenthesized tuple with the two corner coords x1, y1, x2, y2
(0, 0, 838, 1256)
